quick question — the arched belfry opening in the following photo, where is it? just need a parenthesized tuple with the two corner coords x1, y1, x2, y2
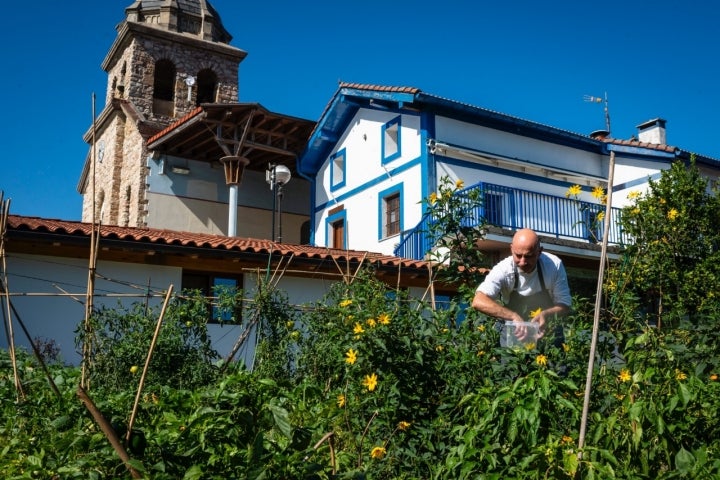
(153, 59, 176, 117)
(196, 69, 218, 105)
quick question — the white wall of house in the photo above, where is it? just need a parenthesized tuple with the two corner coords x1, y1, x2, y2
(3, 253, 340, 367)
(313, 109, 425, 254)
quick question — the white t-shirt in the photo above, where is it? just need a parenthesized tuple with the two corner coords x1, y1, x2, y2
(476, 251, 572, 307)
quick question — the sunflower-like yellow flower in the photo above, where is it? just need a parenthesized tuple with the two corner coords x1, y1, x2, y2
(524, 342, 536, 351)
(711, 374, 718, 381)
(436, 345, 444, 352)
(529, 307, 542, 319)
(627, 190, 641, 200)
(565, 184, 582, 198)
(561, 435, 574, 446)
(477, 324, 485, 332)
(337, 394, 346, 407)
(428, 192, 438, 205)
(362, 373, 378, 392)
(596, 211, 605, 223)
(370, 446, 386, 459)
(345, 348, 357, 365)
(378, 313, 391, 325)
(667, 208, 679, 221)
(477, 350, 485, 356)
(398, 421, 411, 431)
(455, 179, 465, 189)
(591, 186, 605, 200)
(339, 299, 352, 308)
(367, 318, 376, 328)
(618, 369, 631, 382)
(353, 323, 364, 335)
(536, 354, 548, 366)
(632, 207, 640, 215)
(675, 369, 687, 381)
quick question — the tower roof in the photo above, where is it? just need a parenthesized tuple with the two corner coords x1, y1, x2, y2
(124, 0, 232, 43)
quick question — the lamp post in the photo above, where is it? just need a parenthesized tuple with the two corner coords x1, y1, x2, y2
(266, 164, 292, 242)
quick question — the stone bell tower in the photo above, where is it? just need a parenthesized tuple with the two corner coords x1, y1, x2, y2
(78, 0, 247, 227)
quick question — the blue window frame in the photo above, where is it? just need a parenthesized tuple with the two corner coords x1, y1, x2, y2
(325, 209, 347, 249)
(377, 184, 403, 239)
(330, 149, 346, 191)
(381, 116, 401, 164)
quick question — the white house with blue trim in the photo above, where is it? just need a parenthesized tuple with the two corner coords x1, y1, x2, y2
(297, 83, 720, 291)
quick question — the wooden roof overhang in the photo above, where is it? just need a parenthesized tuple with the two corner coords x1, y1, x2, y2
(146, 103, 317, 175)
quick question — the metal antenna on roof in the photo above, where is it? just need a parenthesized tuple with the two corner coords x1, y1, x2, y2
(583, 92, 611, 135)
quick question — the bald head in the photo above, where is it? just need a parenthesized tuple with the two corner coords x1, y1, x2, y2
(510, 229, 542, 273)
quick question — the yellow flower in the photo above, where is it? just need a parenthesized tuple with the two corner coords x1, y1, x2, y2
(362, 373, 378, 392)
(290, 330, 300, 339)
(455, 179, 465, 189)
(477, 350, 485, 356)
(286, 321, 295, 328)
(627, 190, 641, 200)
(591, 186, 605, 200)
(565, 184, 582, 198)
(529, 307, 542, 319)
(130, 365, 139, 374)
(562, 343, 570, 352)
(711, 374, 718, 381)
(675, 369, 687, 381)
(337, 394, 346, 408)
(667, 208, 679, 221)
(428, 192, 438, 205)
(561, 435, 574, 446)
(596, 211, 605, 223)
(353, 323, 364, 335)
(370, 446, 386, 459)
(436, 345, 444, 351)
(618, 369, 631, 382)
(345, 348, 357, 365)
(536, 354, 548, 366)
(339, 299, 352, 308)
(378, 313, 391, 325)
(367, 318, 377, 328)
(477, 324, 485, 332)
(398, 421, 411, 431)
(524, 342, 536, 351)
(631, 207, 640, 215)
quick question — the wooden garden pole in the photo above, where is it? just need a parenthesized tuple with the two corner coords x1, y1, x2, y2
(577, 148, 616, 457)
(126, 285, 173, 443)
(77, 385, 142, 479)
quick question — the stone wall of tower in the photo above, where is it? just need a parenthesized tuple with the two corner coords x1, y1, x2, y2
(80, 114, 150, 228)
(106, 32, 239, 123)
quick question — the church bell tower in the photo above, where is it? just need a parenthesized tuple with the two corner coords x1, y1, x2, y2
(78, 0, 247, 227)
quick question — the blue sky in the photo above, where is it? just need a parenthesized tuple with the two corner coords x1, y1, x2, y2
(2, 0, 718, 221)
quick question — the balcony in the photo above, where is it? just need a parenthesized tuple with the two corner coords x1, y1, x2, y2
(394, 182, 628, 260)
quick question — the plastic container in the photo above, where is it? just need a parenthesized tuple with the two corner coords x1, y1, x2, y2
(501, 321, 539, 348)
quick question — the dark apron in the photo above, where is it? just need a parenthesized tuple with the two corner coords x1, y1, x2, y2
(505, 263, 564, 348)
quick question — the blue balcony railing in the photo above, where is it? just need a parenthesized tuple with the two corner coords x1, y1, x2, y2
(394, 182, 628, 260)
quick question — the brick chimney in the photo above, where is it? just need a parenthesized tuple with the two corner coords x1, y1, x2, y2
(636, 118, 667, 145)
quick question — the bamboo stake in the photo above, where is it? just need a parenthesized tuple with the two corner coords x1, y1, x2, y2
(77, 385, 142, 479)
(0, 281, 61, 398)
(0, 196, 24, 400)
(126, 285, 173, 443)
(577, 149, 616, 457)
(81, 93, 99, 390)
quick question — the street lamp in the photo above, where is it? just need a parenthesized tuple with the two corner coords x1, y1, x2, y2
(266, 164, 292, 242)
